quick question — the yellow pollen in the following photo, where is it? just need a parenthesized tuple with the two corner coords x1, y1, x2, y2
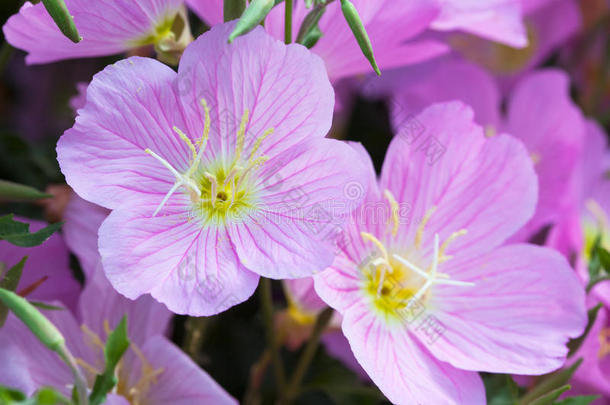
(438, 229, 468, 263)
(384, 189, 400, 237)
(415, 206, 437, 250)
(235, 109, 250, 161)
(173, 126, 197, 161)
(198, 98, 211, 148)
(248, 128, 274, 165)
(361, 232, 389, 263)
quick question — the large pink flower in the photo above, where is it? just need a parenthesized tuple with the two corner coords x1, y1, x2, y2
(313, 102, 587, 404)
(3, 0, 191, 64)
(57, 22, 367, 316)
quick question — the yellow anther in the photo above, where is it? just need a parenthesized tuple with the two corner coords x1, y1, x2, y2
(439, 229, 467, 260)
(199, 98, 211, 147)
(128, 342, 164, 404)
(174, 126, 197, 161)
(235, 109, 250, 161)
(415, 206, 437, 250)
(81, 324, 106, 352)
(361, 232, 389, 263)
(249, 128, 274, 163)
(384, 189, 400, 237)
(75, 358, 102, 376)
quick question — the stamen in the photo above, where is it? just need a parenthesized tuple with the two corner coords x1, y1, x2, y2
(248, 128, 274, 164)
(145, 149, 182, 180)
(438, 229, 467, 262)
(235, 109, 250, 161)
(204, 172, 218, 208)
(415, 206, 437, 250)
(129, 342, 164, 403)
(384, 189, 400, 237)
(199, 98, 211, 147)
(153, 181, 183, 217)
(75, 358, 102, 376)
(173, 126, 197, 161)
(81, 324, 106, 352)
(361, 232, 389, 262)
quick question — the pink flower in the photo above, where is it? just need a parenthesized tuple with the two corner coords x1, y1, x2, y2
(57, 22, 367, 316)
(0, 266, 236, 404)
(0, 217, 80, 311)
(313, 102, 587, 404)
(3, 0, 192, 64)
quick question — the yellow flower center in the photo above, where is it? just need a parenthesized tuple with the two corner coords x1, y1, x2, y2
(360, 193, 474, 322)
(144, 99, 274, 225)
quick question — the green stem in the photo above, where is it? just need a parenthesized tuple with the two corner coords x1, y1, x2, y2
(57, 343, 89, 405)
(281, 307, 333, 404)
(260, 278, 286, 393)
(0, 41, 14, 75)
(284, 0, 293, 44)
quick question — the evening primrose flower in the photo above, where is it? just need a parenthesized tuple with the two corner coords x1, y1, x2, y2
(313, 102, 587, 404)
(57, 22, 367, 316)
(0, 268, 236, 405)
(3, 0, 193, 64)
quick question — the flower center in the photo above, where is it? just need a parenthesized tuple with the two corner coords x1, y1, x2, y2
(360, 194, 474, 320)
(77, 321, 163, 405)
(144, 99, 274, 225)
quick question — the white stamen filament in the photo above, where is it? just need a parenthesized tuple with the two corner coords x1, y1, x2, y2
(204, 172, 218, 208)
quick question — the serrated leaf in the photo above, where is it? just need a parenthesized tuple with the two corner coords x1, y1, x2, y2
(0, 257, 27, 327)
(554, 394, 600, 405)
(528, 385, 571, 405)
(89, 316, 130, 405)
(0, 180, 51, 201)
(41, 0, 81, 43)
(0, 215, 62, 247)
(568, 304, 603, 357)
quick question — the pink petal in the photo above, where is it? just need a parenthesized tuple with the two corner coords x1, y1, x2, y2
(341, 301, 485, 404)
(177, 22, 334, 161)
(99, 199, 259, 316)
(432, 0, 527, 47)
(505, 70, 586, 242)
(3, 0, 182, 64)
(57, 57, 191, 209)
(186, 0, 223, 26)
(135, 336, 237, 405)
(284, 277, 326, 314)
(381, 102, 537, 259)
(428, 244, 587, 374)
(228, 138, 369, 278)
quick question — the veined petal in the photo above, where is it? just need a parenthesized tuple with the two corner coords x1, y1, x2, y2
(57, 57, 192, 210)
(3, 0, 183, 64)
(176, 22, 334, 161)
(99, 199, 259, 316)
(427, 244, 587, 374)
(132, 336, 237, 405)
(381, 102, 537, 259)
(341, 302, 485, 405)
(228, 138, 368, 278)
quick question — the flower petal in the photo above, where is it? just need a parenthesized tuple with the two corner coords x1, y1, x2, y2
(99, 199, 259, 316)
(427, 244, 587, 374)
(57, 56, 192, 210)
(228, 139, 369, 278)
(177, 22, 334, 161)
(341, 301, 485, 404)
(3, 0, 182, 64)
(381, 102, 537, 259)
(136, 336, 237, 405)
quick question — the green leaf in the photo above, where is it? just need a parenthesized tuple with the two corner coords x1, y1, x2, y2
(0, 257, 27, 327)
(528, 385, 571, 405)
(484, 374, 521, 405)
(588, 235, 602, 280)
(228, 0, 275, 43)
(0, 180, 52, 201)
(41, 0, 82, 43)
(0, 386, 72, 405)
(598, 247, 610, 273)
(0, 288, 65, 353)
(518, 360, 582, 405)
(568, 304, 603, 357)
(89, 316, 130, 405)
(224, 0, 247, 21)
(339, 0, 380, 75)
(554, 395, 600, 405)
(0, 385, 27, 402)
(0, 214, 62, 247)
(295, 4, 325, 48)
